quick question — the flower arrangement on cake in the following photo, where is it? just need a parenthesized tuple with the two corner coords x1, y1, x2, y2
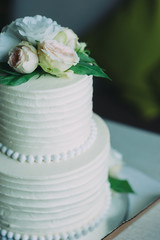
(0, 15, 110, 86)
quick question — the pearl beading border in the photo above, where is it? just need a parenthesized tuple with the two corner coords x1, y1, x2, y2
(0, 120, 97, 164)
(0, 184, 111, 240)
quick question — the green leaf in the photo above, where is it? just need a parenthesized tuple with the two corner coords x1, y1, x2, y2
(70, 62, 111, 79)
(77, 52, 96, 63)
(0, 75, 17, 85)
(84, 49, 91, 55)
(0, 68, 39, 86)
(8, 71, 38, 86)
(0, 75, 15, 80)
(109, 176, 135, 193)
(0, 63, 20, 76)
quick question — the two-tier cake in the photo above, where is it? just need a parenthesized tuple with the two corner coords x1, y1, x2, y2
(0, 15, 132, 240)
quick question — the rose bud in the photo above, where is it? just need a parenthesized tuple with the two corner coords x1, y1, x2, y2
(8, 41, 38, 73)
(38, 40, 79, 76)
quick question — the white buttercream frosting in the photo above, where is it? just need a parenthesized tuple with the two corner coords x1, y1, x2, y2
(0, 71, 113, 239)
(0, 114, 111, 237)
(0, 119, 97, 164)
(0, 74, 93, 156)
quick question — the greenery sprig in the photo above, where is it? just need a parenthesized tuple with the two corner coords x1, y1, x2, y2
(0, 63, 40, 86)
(109, 176, 134, 193)
(0, 15, 111, 86)
(70, 51, 111, 79)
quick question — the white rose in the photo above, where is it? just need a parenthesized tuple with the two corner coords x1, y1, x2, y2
(8, 41, 38, 73)
(38, 40, 79, 76)
(108, 149, 123, 178)
(54, 28, 79, 49)
(3, 15, 62, 46)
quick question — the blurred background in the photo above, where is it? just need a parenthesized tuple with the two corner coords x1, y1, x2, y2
(0, 0, 160, 133)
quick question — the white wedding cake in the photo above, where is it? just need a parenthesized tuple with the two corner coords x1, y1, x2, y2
(0, 15, 132, 240)
(0, 73, 112, 240)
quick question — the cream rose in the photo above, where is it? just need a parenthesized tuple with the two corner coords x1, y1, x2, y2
(54, 28, 79, 49)
(8, 41, 38, 73)
(38, 40, 79, 76)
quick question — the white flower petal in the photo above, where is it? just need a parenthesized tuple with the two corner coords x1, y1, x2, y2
(38, 40, 79, 75)
(2, 18, 22, 39)
(8, 41, 38, 73)
(109, 148, 123, 178)
(3, 15, 63, 46)
(54, 28, 78, 50)
(0, 32, 20, 62)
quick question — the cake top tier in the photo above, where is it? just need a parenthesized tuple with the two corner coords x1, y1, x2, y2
(0, 74, 94, 162)
(0, 15, 110, 86)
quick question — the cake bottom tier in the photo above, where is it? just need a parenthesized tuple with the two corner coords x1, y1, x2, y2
(0, 114, 111, 239)
(80, 193, 128, 240)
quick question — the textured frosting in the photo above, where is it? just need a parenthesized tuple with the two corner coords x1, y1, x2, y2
(0, 119, 97, 164)
(0, 114, 111, 236)
(0, 74, 92, 156)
